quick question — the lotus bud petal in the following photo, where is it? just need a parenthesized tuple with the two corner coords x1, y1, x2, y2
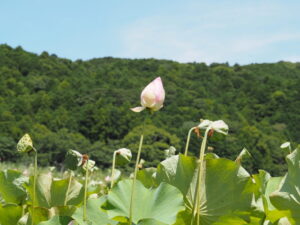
(198, 120, 212, 129)
(115, 148, 132, 166)
(130, 106, 146, 112)
(211, 120, 229, 135)
(17, 134, 35, 153)
(105, 175, 111, 183)
(131, 77, 165, 112)
(280, 142, 291, 149)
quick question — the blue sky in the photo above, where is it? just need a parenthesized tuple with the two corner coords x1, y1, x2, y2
(1, 0, 300, 64)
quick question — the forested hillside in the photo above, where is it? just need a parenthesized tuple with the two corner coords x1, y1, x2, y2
(0, 44, 299, 175)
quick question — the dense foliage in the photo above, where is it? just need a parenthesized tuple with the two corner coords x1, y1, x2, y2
(0, 139, 299, 224)
(0, 44, 300, 175)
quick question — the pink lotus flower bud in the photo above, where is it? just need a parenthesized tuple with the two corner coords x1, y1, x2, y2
(131, 77, 165, 112)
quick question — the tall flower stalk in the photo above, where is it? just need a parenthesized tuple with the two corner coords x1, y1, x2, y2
(190, 120, 229, 225)
(83, 159, 89, 222)
(128, 116, 147, 224)
(111, 151, 117, 189)
(17, 134, 38, 225)
(184, 127, 196, 156)
(111, 148, 132, 188)
(191, 128, 209, 225)
(64, 171, 73, 206)
(64, 150, 95, 222)
(129, 77, 165, 224)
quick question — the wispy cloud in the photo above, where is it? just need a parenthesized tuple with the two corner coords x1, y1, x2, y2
(118, 1, 300, 64)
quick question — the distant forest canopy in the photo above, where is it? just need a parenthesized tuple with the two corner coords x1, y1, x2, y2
(0, 44, 299, 175)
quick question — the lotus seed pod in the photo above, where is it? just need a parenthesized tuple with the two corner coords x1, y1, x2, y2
(17, 134, 34, 153)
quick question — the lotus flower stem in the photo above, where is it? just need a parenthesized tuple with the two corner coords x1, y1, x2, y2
(31, 150, 37, 225)
(129, 115, 147, 225)
(83, 160, 89, 222)
(184, 127, 196, 156)
(64, 171, 73, 206)
(111, 151, 117, 188)
(191, 127, 210, 225)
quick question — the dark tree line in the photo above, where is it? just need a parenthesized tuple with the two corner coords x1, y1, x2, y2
(0, 44, 299, 175)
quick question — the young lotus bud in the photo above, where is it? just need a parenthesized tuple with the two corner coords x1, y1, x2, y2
(64, 150, 83, 171)
(131, 77, 165, 113)
(164, 146, 176, 158)
(105, 169, 121, 184)
(138, 159, 146, 169)
(17, 134, 35, 153)
(115, 148, 132, 166)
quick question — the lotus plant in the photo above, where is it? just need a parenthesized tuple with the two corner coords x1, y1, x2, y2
(111, 148, 132, 188)
(17, 134, 37, 225)
(64, 149, 95, 222)
(129, 77, 165, 224)
(191, 119, 229, 225)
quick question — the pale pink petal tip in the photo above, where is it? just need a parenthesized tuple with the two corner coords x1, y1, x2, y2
(130, 106, 146, 113)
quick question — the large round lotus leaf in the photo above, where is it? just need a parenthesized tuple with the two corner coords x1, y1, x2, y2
(156, 154, 253, 225)
(72, 197, 117, 225)
(156, 154, 198, 203)
(0, 203, 23, 225)
(270, 148, 300, 225)
(25, 173, 84, 209)
(105, 179, 184, 224)
(51, 177, 84, 206)
(0, 170, 27, 204)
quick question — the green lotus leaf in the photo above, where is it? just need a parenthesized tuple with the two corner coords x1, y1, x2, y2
(38, 216, 72, 225)
(0, 203, 23, 225)
(269, 148, 300, 224)
(25, 173, 84, 208)
(136, 167, 157, 188)
(156, 154, 253, 224)
(72, 197, 117, 225)
(27, 207, 50, 225)
(105, 179, 184, 224)
(0, 169, 27, 204)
